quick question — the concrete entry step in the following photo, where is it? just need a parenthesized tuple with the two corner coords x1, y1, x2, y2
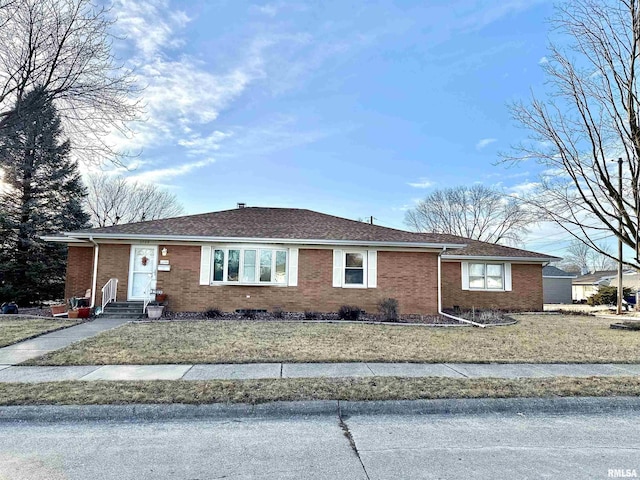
(101, 301, 146, 319)
(106, 302, 144, 308)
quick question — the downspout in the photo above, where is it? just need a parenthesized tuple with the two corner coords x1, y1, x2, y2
(88, 236, 99, 308)
(438, 247, 486, 328)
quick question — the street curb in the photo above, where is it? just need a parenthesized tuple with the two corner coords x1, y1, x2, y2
(1, 397, 639, 422)
(339, 396, 640, 416)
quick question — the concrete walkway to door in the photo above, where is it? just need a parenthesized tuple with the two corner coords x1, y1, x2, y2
(0, 318, 130, 366)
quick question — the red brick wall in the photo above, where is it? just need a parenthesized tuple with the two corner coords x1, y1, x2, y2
(64, 246, 94, 300)
(441, 261, 543, 311)
(66, 243, 543, 313)
(150, 246, 440, 314)
(95, 244, 131, 302)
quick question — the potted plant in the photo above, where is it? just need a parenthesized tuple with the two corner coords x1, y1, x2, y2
(50, 304, 67, 316)
(146, 305, 164, 319)
(77, 307, 91, 318)
(155, 292, 167, 303)
(67, 297, 79, 318)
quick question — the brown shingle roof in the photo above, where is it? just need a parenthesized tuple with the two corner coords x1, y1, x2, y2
(572, 270, 619, 285)
(427, 233, 558, 259)
(74, 207, 456, 243)
(69, 207, 556, 259)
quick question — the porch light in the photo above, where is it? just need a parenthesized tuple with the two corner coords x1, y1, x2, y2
(161, 247, 168, 256)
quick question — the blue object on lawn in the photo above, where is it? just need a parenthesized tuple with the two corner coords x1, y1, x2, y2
(1, 302, 19, 314)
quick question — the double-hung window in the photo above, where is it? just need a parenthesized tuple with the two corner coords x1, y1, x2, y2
(344, 252, 365, 285)
(467, 263, 505, 290)
(332, 249, 376, 288)
(212, 247, 287, 285)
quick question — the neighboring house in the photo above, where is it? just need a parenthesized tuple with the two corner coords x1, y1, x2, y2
(572, 270, 618, 302)
(45, 207, 559, 315)
(542, 266, 577, 304)
(572, 269, 640, 302)
(607, 270, 640, 292)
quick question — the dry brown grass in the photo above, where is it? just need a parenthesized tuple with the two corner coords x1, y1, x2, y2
(0, 376, 639, 405)
(24, 314, 640, 365)
(0, 319, 80, 348)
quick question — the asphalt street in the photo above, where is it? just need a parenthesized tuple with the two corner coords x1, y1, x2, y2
(0, 406, 638, 479)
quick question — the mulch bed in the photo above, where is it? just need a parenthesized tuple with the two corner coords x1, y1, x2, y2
(9, 306, 515, 326)
(156, 310, 515, 326)
(2, 307, 55, 318)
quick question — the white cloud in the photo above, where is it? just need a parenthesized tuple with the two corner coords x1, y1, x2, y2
(456, 0, 547, 34)
(127, 158, 217, 184)
(250, 2, 308, 18)
(407, 178, 433, 189)
(113, 0, 190, 56)
(476, 138, 497, 150)
(508, 181, 539, 197)
(178, 131, 233, 156)
(218, 115, 335, 158)
(538, 56, 549, 65)
(251, 3, 280, 17)
(486, 170, 530, 179)
(105, 0, 268, 162)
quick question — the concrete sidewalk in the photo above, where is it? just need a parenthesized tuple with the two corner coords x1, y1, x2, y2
(0, 361, 639, 382)
(0, 317, 130, 366)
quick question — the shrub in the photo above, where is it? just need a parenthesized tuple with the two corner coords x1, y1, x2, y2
(377, 298, 399, 322)
(587, 286, 633, 306)
(338, 305, 361, 321)
(242, 309, 256, 319)
(304, 310, 319, 320)
(621, 321, 640, 330)
(204, 307, 223, 318)
(272, 307, 285, 319)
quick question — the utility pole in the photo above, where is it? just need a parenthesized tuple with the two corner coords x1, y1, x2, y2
(616, 157, 623, 315)
(369, 216, 374, 225)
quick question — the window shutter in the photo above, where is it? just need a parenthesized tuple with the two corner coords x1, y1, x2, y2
(461, 262, 470, 290)
(367, 250, 377, 288)
(288, 248, 299, 286)
(199, 246, 212, 285)
(332, 249, 343, 287)
(504, 263, 512, 291)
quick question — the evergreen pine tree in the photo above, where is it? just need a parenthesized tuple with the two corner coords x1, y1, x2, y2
(0, 87, 90, 306)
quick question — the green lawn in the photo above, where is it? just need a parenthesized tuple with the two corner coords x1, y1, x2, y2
(0, 318, 81, 348)
(25, 314, 640, 365)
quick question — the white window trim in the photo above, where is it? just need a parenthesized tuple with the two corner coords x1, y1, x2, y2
(210, 246, 289, 286)
(461, 261, 512, 292)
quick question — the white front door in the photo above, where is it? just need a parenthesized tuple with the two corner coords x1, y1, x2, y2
(128, 245, 158, 300)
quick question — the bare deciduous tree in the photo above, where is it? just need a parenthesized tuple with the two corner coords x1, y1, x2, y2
(404, 184, 536, 245)
(85, 174, 184, 227)
(560, 239, 617, 273)
(503, 0, 640, 268)
(0, 0, 140, 164)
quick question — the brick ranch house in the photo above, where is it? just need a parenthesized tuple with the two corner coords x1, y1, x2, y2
(45, 207, 558, 315)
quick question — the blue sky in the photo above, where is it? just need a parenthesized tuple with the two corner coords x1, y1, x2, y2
(106, 0, 580, 257)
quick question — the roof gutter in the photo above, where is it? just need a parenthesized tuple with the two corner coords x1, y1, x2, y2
(442, 254, 560, 263)
(40, 235, 89, 244)
(88, 236, 99, 308)
(60, 232, 467, 250)
(437, 247, 486, 328)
